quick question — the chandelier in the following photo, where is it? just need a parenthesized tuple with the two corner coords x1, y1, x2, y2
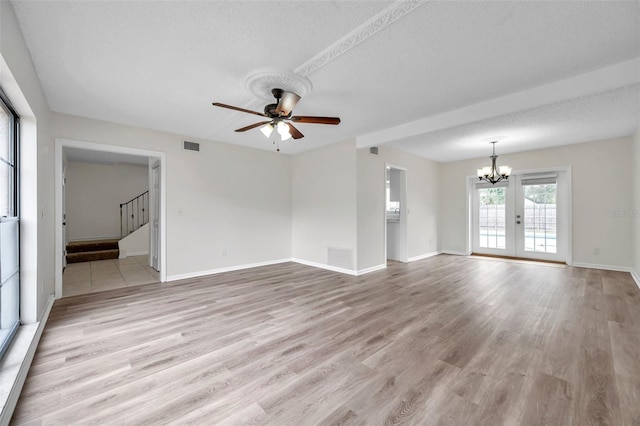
(477, 141, 511, 184)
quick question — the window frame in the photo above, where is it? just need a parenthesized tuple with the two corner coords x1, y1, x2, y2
(0, 87, 20, 360)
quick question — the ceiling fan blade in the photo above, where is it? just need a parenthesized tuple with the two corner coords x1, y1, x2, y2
(235, 121, 271, 132)
(286, 123, 304, 139)
(274, 92, 301, 116)
(290, 116, 341, 125)
(212, 102, 267, 117)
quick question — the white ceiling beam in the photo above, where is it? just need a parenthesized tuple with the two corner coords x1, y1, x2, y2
(356, 57, 640, 148)
(295, 0, 424, 77)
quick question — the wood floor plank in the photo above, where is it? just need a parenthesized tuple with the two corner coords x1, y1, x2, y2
(473, 372, 535, 425)
(520, 373, 574, 425)
(10, 256, 640, 424)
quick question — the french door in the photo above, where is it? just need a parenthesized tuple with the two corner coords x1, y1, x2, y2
(472, 171, 567, 262)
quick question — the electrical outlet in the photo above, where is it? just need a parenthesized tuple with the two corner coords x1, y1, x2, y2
(221, 248, 227, 256)
(594, 248, 600, 255)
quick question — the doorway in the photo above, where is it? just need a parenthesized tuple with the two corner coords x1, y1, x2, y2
(471, 169, 570, 262)
(150, 162, 160, 271)
(54, 138, 167, 299)
(62, 162, 67, 270)
(385, 165, 407, 263)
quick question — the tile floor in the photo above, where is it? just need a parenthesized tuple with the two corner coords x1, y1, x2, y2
(62, 255, 159, 297)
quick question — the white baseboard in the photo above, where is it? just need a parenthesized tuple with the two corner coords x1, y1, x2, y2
(0, 295, 55, 424)
(291, 258, 358, 276)
(357, 264, 387, 275)
(293, 259, 388, 276)
(631, 269, 640, 290)
(571, 262, 634, 273)
(166, 258, 292, 282)
(408, 251, 440, 262)
(167, 257, 387, 281)
(119, 251, 149, 259)
(440, 250, 470, 256)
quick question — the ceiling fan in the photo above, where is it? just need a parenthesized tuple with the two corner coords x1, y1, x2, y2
(212, 88, 340, 141)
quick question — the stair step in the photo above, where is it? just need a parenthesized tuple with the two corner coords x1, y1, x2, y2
(67, 249, 119, 263)
(66, 239, 119, 253)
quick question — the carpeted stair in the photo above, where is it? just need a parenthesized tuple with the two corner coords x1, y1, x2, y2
(66, 239, 120, 263)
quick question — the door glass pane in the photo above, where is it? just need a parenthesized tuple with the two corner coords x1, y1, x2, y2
(523, 183, 557, 253)
(478, 187, 506, 249)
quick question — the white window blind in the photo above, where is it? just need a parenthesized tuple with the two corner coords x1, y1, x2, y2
(521, 173, 557, 186)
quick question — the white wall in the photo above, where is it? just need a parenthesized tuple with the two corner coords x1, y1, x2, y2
(119, 223, 149, 258)
(440, 137, 634, 268)
(291, 139, 357, 270)
(52, 112, 292, 279)
(66, 161, 148, 241)
(1, 1, 53, 323)
(357, 146, 440, 271)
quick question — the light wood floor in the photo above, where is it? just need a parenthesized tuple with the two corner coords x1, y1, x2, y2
(12, 255, 640, 425)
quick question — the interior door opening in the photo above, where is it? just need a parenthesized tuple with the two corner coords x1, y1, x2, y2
(385, 165, 407, 264)
(55, 139, 167, 299)
(150, 162, 160, 272)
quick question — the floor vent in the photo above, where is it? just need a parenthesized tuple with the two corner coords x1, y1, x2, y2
(183, 141, 200, 152)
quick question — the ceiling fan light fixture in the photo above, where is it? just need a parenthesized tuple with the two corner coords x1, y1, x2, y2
(260, 123, 274, 137)
(212, 85, 339, 146)
(277, 121, 291, 140)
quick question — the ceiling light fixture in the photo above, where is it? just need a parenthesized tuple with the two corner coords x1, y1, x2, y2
(477, 141, 511, 185)
(259, 120, 291, 141)
(276, 121, 291, 141)
(260, 123, 274, 138)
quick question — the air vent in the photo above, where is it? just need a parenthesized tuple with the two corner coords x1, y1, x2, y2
(328, 247, 353, 269)
(369, 147, 378, 155)
(183, 141, 200, 152)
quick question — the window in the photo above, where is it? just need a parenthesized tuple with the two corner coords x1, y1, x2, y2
(0, 88, 19, 360)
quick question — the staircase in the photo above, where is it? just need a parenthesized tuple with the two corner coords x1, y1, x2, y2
(66, 239, 120, 263)
(66, 191, 149, 264)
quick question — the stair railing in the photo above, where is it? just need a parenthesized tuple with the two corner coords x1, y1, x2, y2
(120, 191, 149, 238)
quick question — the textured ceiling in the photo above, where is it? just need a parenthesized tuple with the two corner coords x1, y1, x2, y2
(10, 0, 640, 161)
